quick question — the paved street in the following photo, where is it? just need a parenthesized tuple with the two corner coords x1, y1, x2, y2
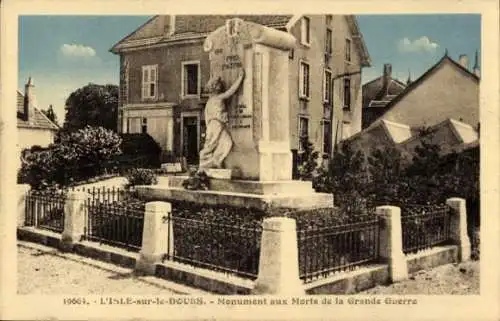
(17, 241, 208, 295)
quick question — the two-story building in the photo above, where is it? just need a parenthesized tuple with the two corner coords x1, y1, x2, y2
(110, 15, 370, 166)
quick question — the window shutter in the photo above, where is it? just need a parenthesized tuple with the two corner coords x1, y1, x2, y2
(299, 64, 304, 97)
(142, 67, 148, 99)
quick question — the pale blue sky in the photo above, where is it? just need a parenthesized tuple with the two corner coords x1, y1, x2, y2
(18, 14, 481, 122)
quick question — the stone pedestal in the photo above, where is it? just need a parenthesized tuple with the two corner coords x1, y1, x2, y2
(136, 201, 173, 275)
(61, 191, 89, 250)
(446, 198, 471, 262)
(376, 206, 408, 282)
(252, 217, 305, 295)
(17, 184, 31, 227)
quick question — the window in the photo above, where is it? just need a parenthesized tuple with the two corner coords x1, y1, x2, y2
(345, 38, 351, 62)
(343, 78, 351, 110)
(298, 116, 309, 151)
(299, 61, 310, 99)
(127, 117, 141, 133)
(325, 28, 332, 54)
(326, 15, 333, 25)
(142, 117, 148, 134)
(301, 17, 310, 45)
(323, 69, 333, 104)
(182, 62, 200, 97)
(142, 65, 158, 99)
(323, 120, 332, 155)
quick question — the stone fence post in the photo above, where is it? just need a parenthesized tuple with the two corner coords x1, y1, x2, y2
(252, 217, 304, 295)
(17, 184, 31, 227)
(136, 201, 173, 275)
(61, 191, 89, 251)
(446, 198, 471, 262)
(376, 206, 408, 282)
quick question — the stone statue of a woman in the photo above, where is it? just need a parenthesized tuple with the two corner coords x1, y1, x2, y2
(199, 68, 245, 171)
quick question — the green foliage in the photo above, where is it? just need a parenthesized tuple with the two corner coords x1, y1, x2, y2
(63, 83, 118, 131)
(367, 146, 406, 204)
(182, 170, 210, 190)
(41, 105, 58, 126)
(125, 168, 158, 188)
(311, 136, 479, 220)
(297, 137, 320, 181)
(19, 126, 122, 189)
(313, 141, 370, 213)
(119, 133, 162, 168)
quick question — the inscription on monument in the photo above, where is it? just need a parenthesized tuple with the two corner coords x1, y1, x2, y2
(230, 103, 252, 129)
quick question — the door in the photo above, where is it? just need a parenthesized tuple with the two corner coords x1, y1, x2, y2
(183, 117, 199, 165)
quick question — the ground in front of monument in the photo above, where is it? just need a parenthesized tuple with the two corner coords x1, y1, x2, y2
(18, 241, 478, 295)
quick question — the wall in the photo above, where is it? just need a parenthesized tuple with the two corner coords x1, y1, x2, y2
(17, 127, 55, 150)
(288, 15, 364, 154)
(124, 42, 210, 106)
(382, 62, 479, 128)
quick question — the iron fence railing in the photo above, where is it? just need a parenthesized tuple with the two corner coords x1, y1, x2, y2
(25, 189, 66, 233)
(163, 211, 262, 280)
(297, 217, 380, 283)
(83, 199, 145, 252)
(401, 204, 452, 254)
(70, 186, 127, 204)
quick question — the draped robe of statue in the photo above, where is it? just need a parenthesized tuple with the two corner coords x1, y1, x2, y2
(199, 71, 245, 170)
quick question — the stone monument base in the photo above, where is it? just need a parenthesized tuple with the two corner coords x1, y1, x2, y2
(205, 169, 232, 180)
(136, 177, 334, 211)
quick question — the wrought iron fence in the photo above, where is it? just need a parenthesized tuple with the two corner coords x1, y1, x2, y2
(401, 204, 452, 254)
(25, 189, 66, 233)
(163, 211, 262, 280)
(297, 217, 380, 283)
(70, 186, 127, 204)
(83, 198, 145, 252)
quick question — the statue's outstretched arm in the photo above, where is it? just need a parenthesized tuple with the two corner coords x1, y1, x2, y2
(219, 68, 245, 100)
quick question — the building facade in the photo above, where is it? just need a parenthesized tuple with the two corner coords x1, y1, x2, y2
(110, 15, 371, 165)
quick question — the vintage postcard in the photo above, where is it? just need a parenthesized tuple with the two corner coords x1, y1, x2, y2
(1, 0, 499, 320)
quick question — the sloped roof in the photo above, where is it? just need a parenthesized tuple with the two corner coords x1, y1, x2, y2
(344, 118, 412, 145)
(399, 118, 478, 148)
(372, 54, 480, 121)
(362, 75, 406, 109)
(382, 119, 413, 143)
(17, 90, 59, 131)
(448, 119, 479, 144)
(111, 15, 292, 52)
(110, 15, 371, 67)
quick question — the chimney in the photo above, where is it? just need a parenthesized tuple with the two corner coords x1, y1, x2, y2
(458, 54, 469, 70)
(473, 50, 480, 77)
(382, 64, 392, 95)
(24, 77, 36, 122)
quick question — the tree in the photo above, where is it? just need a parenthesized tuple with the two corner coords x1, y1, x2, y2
(63, 83, 119, 132)
(41, 104, 58, 126)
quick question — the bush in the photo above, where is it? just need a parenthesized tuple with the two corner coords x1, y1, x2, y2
(19, 126, 122, 189)
(297, 138, 320, 181)
(182, 169, 210, 190)
(125, 168, 158, 188)
(120, 133, 162, 168)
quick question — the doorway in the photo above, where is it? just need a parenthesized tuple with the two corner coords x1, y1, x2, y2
(182, 116, 199, 165)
